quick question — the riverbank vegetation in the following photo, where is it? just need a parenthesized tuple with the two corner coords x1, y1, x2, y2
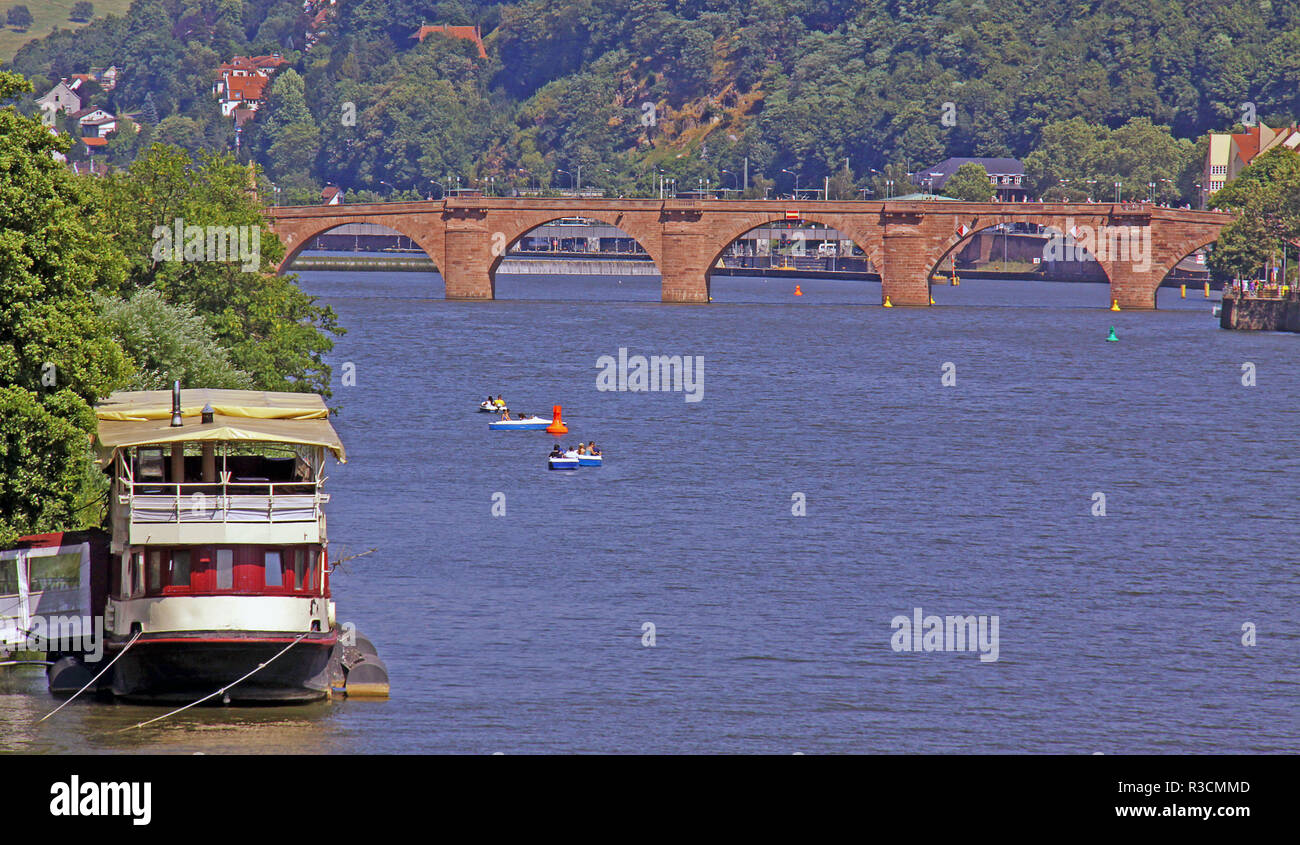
(0, 70, 340, 546)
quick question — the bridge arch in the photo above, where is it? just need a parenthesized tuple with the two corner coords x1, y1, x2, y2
(486, 212, 665, 299)
(271, 212, 446, 276)
(926, 213, 1109, 281)
(701, 213, 884, 298)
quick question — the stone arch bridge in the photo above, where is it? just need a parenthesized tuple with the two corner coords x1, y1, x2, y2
(267, 199, 1232, 309)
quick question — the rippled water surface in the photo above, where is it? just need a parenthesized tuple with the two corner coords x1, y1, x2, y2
(4, 271, 1297, 754)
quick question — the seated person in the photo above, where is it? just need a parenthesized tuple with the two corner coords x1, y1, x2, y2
(587, 441, 600, 455)
(495, 395, 505, 407)
(576, 444, 587, 455)
(549, 444, 563, 458)
(500, 409, 512, 420)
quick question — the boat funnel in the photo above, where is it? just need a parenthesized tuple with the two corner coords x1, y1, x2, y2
(170, 380, 183, 427)
(546, 405, 568, 435)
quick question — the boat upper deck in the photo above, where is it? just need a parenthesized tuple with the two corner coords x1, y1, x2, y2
(97, 388, 344, 547)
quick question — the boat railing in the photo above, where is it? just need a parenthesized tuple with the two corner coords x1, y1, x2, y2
(117, 478, 329, 525)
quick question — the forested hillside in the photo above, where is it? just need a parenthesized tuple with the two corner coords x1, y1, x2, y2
(7, 0, 1300, 202)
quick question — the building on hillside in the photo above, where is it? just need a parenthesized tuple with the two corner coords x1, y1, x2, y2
(912, 157, 1027, 201)
(321, 186, 343, 205)
(213, 55, 290, 120)
(70, 107, 117, 137)
(35, 81, 84, 116)
(94, 65, 120, 91)
(413, 24, 488, 58)
(1202, 122, 1300, 207)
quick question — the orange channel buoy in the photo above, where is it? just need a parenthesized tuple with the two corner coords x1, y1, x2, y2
(546, 404, 568, 435)
(794, 285, 803, 296)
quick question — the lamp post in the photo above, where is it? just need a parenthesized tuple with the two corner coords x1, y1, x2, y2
(782, 168, 799, 199)
(428, 179, 443, 200)
(556, 168, 572, 193)
(885, 179, 895, 199)
(1114, 181, 1122, 202)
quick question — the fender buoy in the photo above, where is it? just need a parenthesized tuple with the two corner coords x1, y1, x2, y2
(546, 405, 568, 435)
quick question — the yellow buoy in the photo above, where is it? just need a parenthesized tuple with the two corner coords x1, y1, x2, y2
(1204, 282, 1210, 298)
(1180, 284, 1186, 298)
(952, 275, 960, 286)
(883, 295, 893, 308)
(929, 295, 935, 304)
(1110, 299, 1121, 311)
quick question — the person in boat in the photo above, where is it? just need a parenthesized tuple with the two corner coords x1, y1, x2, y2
(576, 444, 586, 455)
(495, 395, 505, 407)
(500, 409, 512, 421)
(587, 441, 600, 455)
(549, 444, 563, 458)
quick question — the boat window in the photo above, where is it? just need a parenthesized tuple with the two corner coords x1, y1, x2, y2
(291, 549, 305, 591)
(265, 550, 282, 587)
(0, 559, 18, 596)
(171, 550, 191, 587)
(215, 549, 233, 590)
(119, 554, 130, 597)
(132, 552, 145, 597)
(148, 551, 163, 595)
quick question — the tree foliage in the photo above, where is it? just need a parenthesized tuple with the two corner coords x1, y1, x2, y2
(943, 163, 993, 201)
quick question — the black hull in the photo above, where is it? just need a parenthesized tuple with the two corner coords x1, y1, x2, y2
(106, 633, 337, 704)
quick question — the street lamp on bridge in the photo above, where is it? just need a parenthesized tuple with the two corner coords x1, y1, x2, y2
(781, 168, 800, 200)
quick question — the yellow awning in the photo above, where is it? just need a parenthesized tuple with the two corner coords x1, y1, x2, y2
(95, 390, 344, 463)
(95, 388, 329, 421)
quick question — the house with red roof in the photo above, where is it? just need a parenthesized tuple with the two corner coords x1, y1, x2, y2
(414, 24, 488, 58)
(1203, 122, 1300, 206)
(213, 55, 290, 121)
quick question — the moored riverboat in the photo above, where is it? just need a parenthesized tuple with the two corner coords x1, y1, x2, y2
(39, 385, 388, 704)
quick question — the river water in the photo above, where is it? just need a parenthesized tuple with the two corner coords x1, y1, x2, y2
(3, 270, 1297, 754)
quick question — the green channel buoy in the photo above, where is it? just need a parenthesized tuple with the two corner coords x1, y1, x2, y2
(1106, 326, 1118, 342)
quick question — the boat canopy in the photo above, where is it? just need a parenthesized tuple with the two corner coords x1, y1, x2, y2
(94, 388, 345, 464)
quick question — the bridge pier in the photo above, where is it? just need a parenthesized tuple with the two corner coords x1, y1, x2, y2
(443, 223, 494, 300)
(659, 232, 711, 303)
(1107, 265, 1161, 310)
(879, 226, 935, 307)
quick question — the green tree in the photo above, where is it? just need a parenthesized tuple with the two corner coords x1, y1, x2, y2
(98, 144, 343, 395)
(7, 6, 33, 30)
(95, 288, 255, 391)
(1208, 147, 1300, 278)
(70, 2, 95, 23)
(258, 70, 322, 193)
(0, 71, 132, 545)
(944, 163, 994, 201)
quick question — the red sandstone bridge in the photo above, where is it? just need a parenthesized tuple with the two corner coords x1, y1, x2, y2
(266, 198, 1232, 309)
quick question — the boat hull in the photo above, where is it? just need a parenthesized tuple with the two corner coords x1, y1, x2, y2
(548, 458, 579, 470)
(105, 632, 337, 704)
(489, 419, 548, 430)
(577, 455, 602, 466)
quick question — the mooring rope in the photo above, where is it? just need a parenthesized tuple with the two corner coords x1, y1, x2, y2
(115, 632, 310, 733)
(36, 629, 143, 723)
(1, 660, 53, 667)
